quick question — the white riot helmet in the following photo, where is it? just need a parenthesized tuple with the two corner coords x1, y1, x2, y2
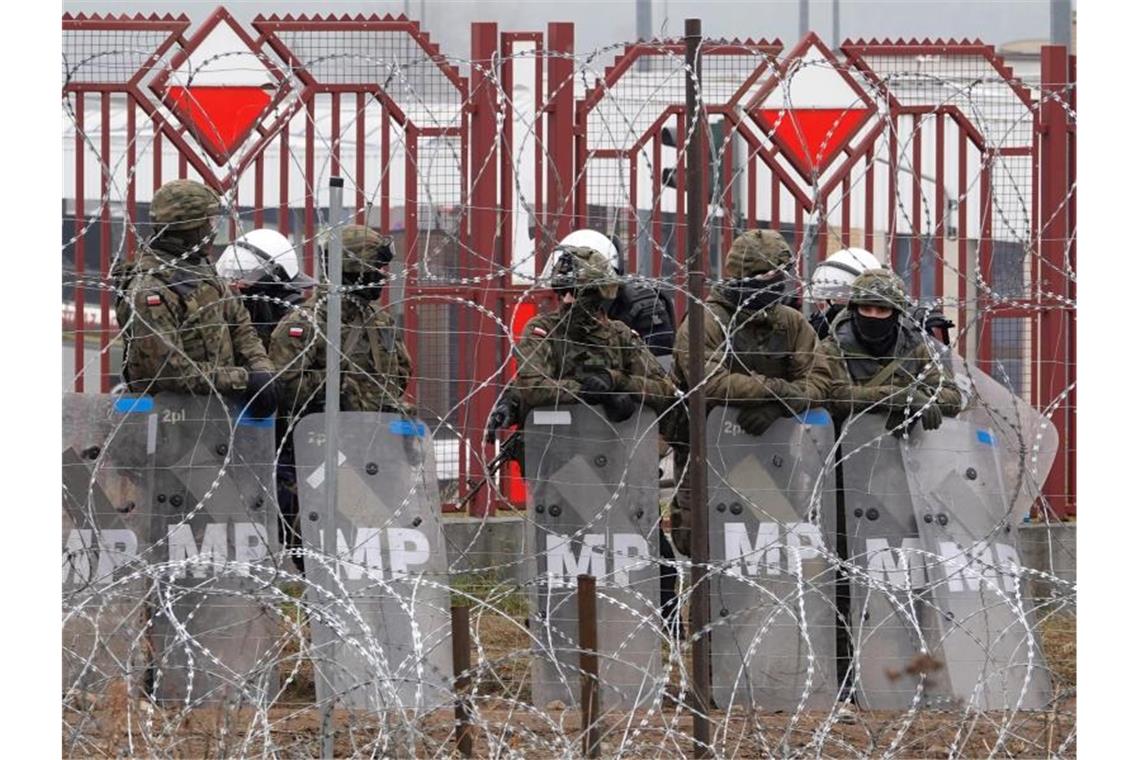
(216, 228, 314, 287)
(809, 247, 882, 304)
(544, 229, 621, 277)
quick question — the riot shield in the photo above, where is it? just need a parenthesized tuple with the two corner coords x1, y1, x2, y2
(63, 393, 153, 698)
(294, 412, 453, 711)
(904, 418, 1052, 710)
(706, 407, 838, 711)
(524, 405, 662, 710)
(838, 413, 947, 710)
(146, 394, 282, 706)
(949, 355, 1060, 521)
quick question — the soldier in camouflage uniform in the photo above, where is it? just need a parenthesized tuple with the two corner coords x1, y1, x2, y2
(822, 268, 961, 434)
(513, 245, 679, 422)
(270, 225, 412, 417)
(114, 179, 277, 417)
(670, 228, 832, 556)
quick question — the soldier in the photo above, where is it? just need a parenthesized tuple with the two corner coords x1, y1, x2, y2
(807, 246, 882, 339)
(670, 228, 832, 557)
(270, 225, 412, 417)
(513, 245, 679, 421)
(822, 268, 962, 435)
(113, 179, 277, 417)
(215, 228, 315, 347)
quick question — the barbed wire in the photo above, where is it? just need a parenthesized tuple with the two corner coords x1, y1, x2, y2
(61, 22, 1076, 758)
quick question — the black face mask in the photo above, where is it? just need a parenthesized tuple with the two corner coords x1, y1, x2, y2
(345, 270, 387, 302)
(723, 271, 786, 313)
(853, 310, 900, 356)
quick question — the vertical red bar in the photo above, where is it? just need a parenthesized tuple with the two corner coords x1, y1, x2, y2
(573, 100, 588, 233)
(721, 130, 734, 254)
(304, 98, 315, 276)
(178, 150, 187, 179)
(547, 22, 575, 241)
(100, 93, 112, 391)
(381, 104, 391, 233)
(911, 116, 923, 299)
(404, 123, 420, 387)
(153, 115, 163, 194)
(674, 111, 687, 318)
(863, 150, 874, 250)
(627, 154, 637, 273)
(957, 126, 968, 358)
(73, 93, 85, 393)
(331, 93, 341, 177)
(977, 159, 993, 373)
(934, 113, 945, 301)
(841, 175, 851, 247)
(770, 170, 780, 229)
(278, 122, 290, 236)
(1067, 52, 1077, 512)
(253, 153, 265, 228)
(887, 115, 898, 269)
(356, 92, 366, 224)
(746, 145, 756, 228)
(652, 130, 663, 278)
(793, 204, 803, 255)
(126, 100, 136, 262)
(1039, 46, 1074, 513)
(469, 22, 500, 517)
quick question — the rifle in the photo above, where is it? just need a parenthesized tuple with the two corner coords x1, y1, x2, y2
(457, 430, 524, 511)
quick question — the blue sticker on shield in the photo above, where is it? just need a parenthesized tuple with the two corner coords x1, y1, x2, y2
(976, 429, 996, 447)
(113, 396, 154, 414)
(388, 419, 427, 437)
(237, 413, 275, 428)
(797, 409, 831, 427)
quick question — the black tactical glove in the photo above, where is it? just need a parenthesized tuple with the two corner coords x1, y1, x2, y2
(737, 403, 785, 437)
(485, 405, 509, 442)
(244, 370, 278, 419)
(919, 401, 943, 431)
(602, 392, 637, 423)
(578, 371, 615, 405)
(885, 408, 918, 439)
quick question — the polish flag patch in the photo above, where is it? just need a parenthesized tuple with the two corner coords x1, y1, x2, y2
(145, 294, 162, 306)
(288, 326, 305, 338)
(532, 327, 547, 337)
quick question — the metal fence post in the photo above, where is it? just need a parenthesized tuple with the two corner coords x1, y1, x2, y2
(451, 605, 475, 756)
(684, 17, 712, 759)
(577, 574, 601, 758)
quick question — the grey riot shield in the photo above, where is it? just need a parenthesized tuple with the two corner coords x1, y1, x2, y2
(949, 355, 1060, 522)
(63, 393, 153, 698)
(838, 413, 947, 710)
(147, 394, 282, 706)
(903, 418, 1052, 710)
(706, 408, 838, 712)
(294, 413, 453, 712)
(524, 405, 662, 710)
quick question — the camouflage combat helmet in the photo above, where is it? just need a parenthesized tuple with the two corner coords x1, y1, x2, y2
(723, 229, 792, 279)
(848, 268, 909, 311)
(150, 179, 221, 231)
(550, 245, 620, 300)
(322, 224, 395, 275)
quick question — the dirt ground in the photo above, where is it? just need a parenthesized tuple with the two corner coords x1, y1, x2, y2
(62, 608, 1077, 758)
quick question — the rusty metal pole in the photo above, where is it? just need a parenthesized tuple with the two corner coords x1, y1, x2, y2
(451, 605, 474, 756)
(684, 17, 712, 759)
(577, 574, 600, 758)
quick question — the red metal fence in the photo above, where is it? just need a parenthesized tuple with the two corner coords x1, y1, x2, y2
(62, 8, 1076, 517)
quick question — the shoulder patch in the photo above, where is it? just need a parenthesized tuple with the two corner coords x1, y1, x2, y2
(145, 294, 162, 307)
(288, 325, 305, 338)
(532, 326, 548, 337)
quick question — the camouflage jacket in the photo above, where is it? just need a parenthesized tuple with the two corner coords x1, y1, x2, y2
(270, 289, 412, 416)
(514, 306, 678, 418)
(821, 310, 962, 420)
(114, 248, 273, 395)
(672, 288, 831, 412)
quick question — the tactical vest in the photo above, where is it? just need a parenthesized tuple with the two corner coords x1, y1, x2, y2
(705, 299, 792, 380)
(544, 315, 624, 379)
(115, 254, 236, 383)
(833, 316, 924, 384)
(609, 282, 676, 352)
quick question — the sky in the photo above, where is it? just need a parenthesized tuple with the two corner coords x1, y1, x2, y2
(62, 0, 1063, 62)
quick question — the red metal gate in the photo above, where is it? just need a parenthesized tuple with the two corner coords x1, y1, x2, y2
(63, 8, 1076, 517)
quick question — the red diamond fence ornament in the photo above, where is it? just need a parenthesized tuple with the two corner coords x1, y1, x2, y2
(756, 107, 871, 173)
(166, 86, 272, 158)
